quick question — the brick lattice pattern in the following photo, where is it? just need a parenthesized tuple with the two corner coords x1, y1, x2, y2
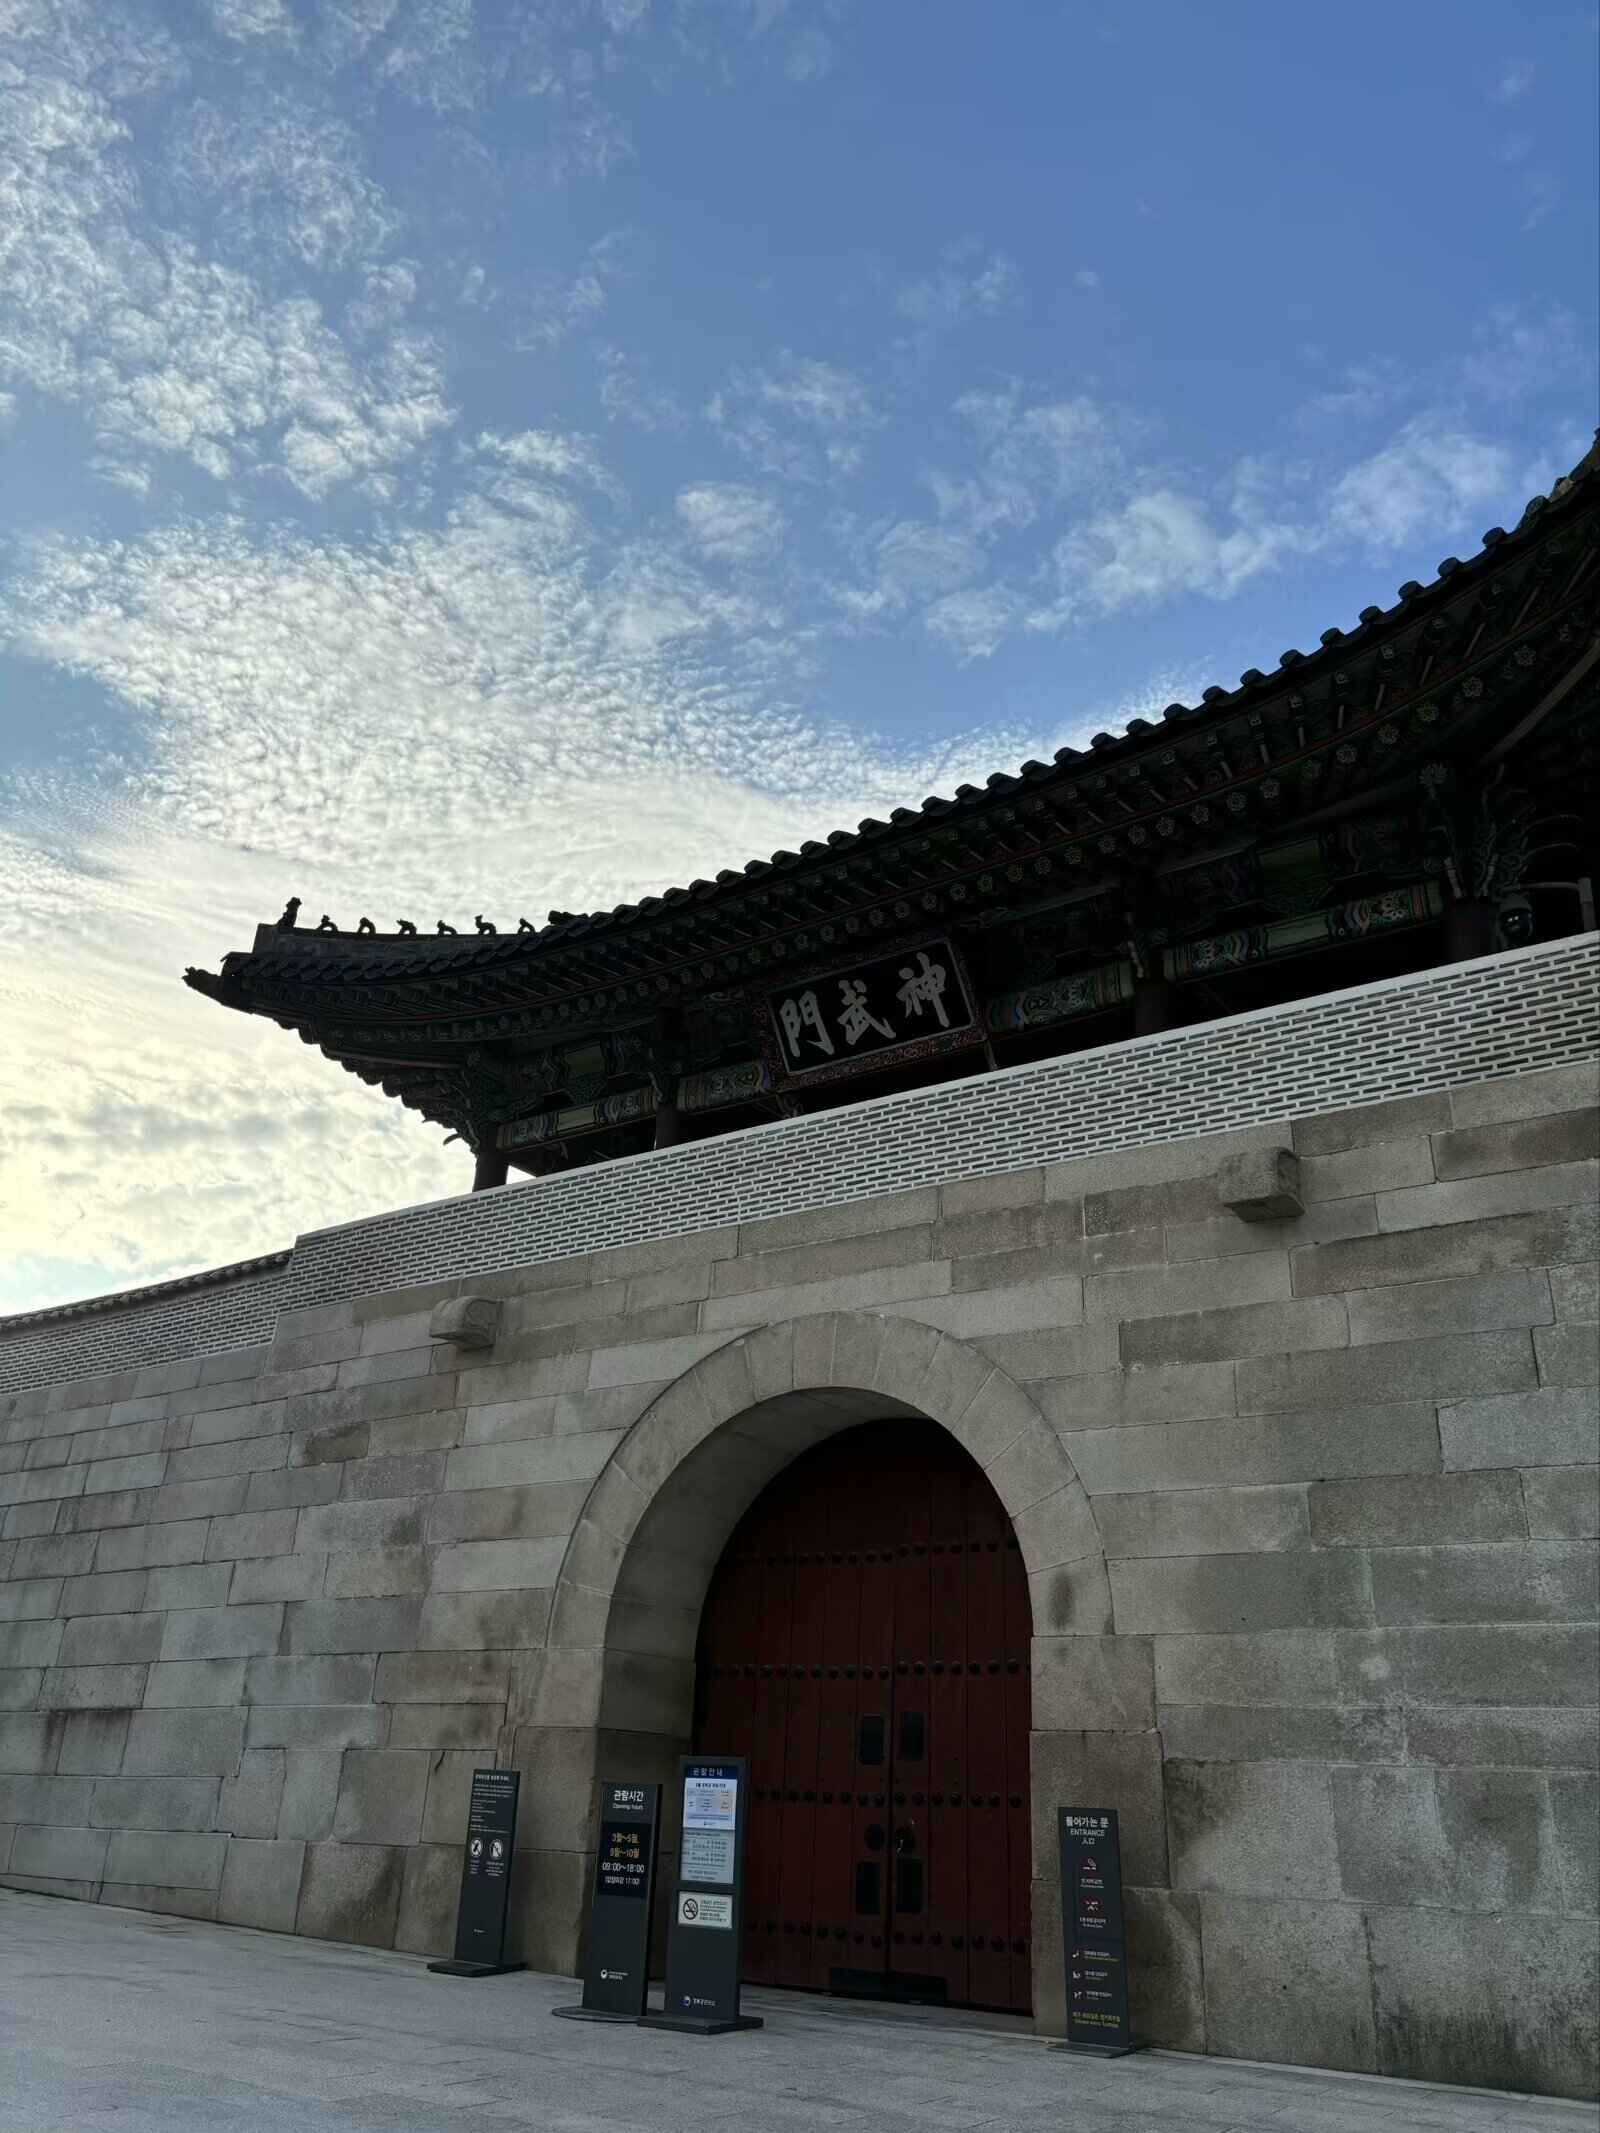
(3, 935, 1596, 1400)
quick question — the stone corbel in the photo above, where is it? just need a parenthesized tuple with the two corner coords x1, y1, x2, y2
(1216, 1146, 1304, 1222)
(428, 1295, 503, 1350)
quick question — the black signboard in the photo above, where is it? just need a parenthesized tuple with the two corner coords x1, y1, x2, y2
(1055, 1806, 1137, 2057)
(639, 1756, 762, 2037)
(427, 1768, 525, 1979)
(553, 1782, 662, 2024)
(765, 937, 979, 1087)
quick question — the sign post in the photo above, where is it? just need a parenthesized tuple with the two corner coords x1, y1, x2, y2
(639, 1755, 762, 2036)
(553, 1781, 662, 2023)
(1053, 1806, 1138, 2057)
(427, 1768, 526, 1979)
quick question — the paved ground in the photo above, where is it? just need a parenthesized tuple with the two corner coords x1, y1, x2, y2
(1, 1893, 1594, 2133)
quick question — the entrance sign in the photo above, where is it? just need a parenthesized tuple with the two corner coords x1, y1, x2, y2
(553, 1781, 662, 2024)
(764, 937, 981, 1088)
(639, 1756, 763, 2037)
(427, 1769, 525, 1979)
(1054, 1807, 1138, 2058)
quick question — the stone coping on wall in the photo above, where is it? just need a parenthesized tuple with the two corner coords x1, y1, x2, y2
(4, 931, 1596, 1397)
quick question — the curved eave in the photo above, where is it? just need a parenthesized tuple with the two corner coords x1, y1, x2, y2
(185, 441, 1599, 1024)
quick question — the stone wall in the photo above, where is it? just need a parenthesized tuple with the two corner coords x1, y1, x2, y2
(2, 1057, 1596, 2096)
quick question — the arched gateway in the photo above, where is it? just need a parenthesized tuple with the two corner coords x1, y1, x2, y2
(694, 1421, 1033, 2012)
(540, 1310, 1108, 2025)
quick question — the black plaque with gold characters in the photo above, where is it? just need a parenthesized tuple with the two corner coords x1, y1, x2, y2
(553, 1782, 662, 2023)
(1054, 1806, 1138, 2057)
(428, 1769, 525, 1979)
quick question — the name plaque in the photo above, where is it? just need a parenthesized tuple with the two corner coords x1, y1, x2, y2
(1055, 1806, 1138, 2058)
(427, 1768, 525, 1980)
(554, 1781, 662, 2024)
(764, 937, 979, 1087)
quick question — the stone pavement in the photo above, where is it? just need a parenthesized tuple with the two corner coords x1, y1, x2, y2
(1, 1892, 1594, 2133)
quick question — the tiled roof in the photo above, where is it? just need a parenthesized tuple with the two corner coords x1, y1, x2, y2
(204, 438, 1598, 990)
(0, 1251, 291, 1333)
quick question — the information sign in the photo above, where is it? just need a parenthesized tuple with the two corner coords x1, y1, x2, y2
(1055, 1806, 1137, 2057)
(553, 1781, 662, 2023)
(639, 1756, 762, 2037)
(427, 1769, 524, 1979)
(680, 1829, 735, 1884)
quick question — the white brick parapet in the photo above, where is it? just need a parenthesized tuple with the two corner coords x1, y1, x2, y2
(4, 932, 1596, 1397)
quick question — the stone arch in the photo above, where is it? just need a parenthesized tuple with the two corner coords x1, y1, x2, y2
(539, 1310, 1107, 1740)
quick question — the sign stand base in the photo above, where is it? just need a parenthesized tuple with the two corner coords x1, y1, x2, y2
(1049, 2038, 1141, 2058)
(551, 2004, 638, 2024)
(426, 1959, 527, 1979)
(638, 2010, 764, 2037)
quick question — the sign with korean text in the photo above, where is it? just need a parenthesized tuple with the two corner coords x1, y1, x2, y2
(683, 1771, 739, 1832)
(436, 1768, 519, 1974)
(677, 1891, 733, 1928)
(765, 937, 979, 1086)
(560, 1780, 661, 2020)
(639, 1756, 762, 2036)
(1057, 1806, 1135, 2057)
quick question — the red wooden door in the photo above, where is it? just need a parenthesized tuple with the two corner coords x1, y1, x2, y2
(692, 1422, 1032, 2014)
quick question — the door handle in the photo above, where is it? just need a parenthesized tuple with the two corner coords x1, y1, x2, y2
(893, 1823, 917, 1856)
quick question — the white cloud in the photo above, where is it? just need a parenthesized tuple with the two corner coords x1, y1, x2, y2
(1490, 58, 1536, 103)
(468, 236, 630, 352)
(676, 482, 786, 562)
(475, 426, 620, 497)
(169, 95, 401, 272)
(0, 16, 453, 495)
(785, 23, 838, 82)
(1516, 169, 1561, 231)
(509, 267, 609, 349)
(360, 0, 481, 113)
(1297, 360, 1402, 426)
(1325, 418, 1513, 550)
(874, 520, 984, 600)
(597, 344, 687, 431)
(898, 249, 1020, 326)
(671, 0, 850, 88)
(923, 583, 1020, 663)
(1074, 268, 1100, 289)
(204, 0, 296, 41)
(1031, 488, 1293, 631)
(89, 457, 153, 495)
(1459, 303, 1588, 402)
(346, 261, 420, 338)
(929, 388, 1129, 538)
(709, 352, 877, 481)
(1028, 416, 1520, 634)
(0, 459, 1116, 1299)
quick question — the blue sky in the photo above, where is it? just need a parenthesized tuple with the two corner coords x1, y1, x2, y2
(1, 0, 1595, 1312)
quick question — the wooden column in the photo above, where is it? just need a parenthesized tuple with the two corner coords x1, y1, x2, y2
(1132, 978, 1178, 1036)
(472, 1144, 510, 1192)
(1442, 897, 1496, 962)
(653, 1099, 687, 1150)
